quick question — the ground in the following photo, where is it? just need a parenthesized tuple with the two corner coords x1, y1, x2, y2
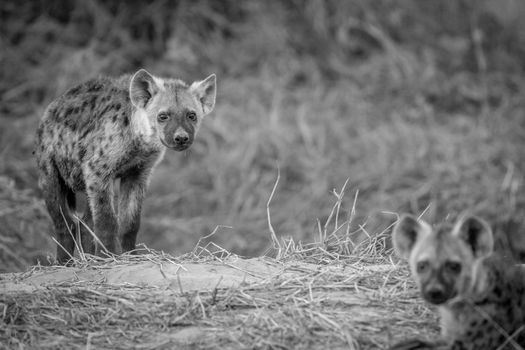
(0, 248, 439, 350)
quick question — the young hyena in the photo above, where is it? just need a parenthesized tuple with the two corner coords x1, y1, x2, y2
(35, 69, 216, 264)
(389, 214, 525, 350)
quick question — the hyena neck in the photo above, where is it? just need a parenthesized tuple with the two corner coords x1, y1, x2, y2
(128, 106, 166, 168)
(443, 260, 490, 310)
(130, 106, 161, 148)
(459, 259, 491, 303)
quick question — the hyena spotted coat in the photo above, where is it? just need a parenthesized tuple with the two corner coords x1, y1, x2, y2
(35, 69, 216, 264)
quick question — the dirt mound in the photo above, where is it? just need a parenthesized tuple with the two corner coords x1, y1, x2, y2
(2, 257, 294, 292)
(0, 254, 437, 349)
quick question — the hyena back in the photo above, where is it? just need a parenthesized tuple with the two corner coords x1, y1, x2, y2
(35, 69, 216, 264)
(389, 214, 525, 350)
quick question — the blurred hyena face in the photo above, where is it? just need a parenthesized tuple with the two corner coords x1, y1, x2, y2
(409, 231, 474, 305)
(130, 69, 216, 151)
(393, 215, 493, 306)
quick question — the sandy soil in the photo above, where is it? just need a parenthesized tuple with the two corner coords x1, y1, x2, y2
(1, 256, 394, 293)
(0, 256, 435, 349)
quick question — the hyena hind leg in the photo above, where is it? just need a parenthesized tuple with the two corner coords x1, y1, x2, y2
(40, 163, 78, 264)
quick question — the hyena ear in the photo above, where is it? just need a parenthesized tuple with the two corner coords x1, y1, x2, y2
(453, 216, 494, 258)
(393, 214, 431, 260)
(130, 69, 160, 108)
(190, 74, 216, 115)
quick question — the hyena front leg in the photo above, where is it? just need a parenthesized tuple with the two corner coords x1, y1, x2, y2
(39, 161, 77, 264)
(118, 170, 149, 252)
(85, 178, 120, 256)
(79, 203, 94, 255)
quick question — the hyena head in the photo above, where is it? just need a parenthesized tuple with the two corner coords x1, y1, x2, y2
(129, 69, 216, 151)
(393, 214, 493, 305)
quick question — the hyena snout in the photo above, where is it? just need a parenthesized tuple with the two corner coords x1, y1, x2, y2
(422, 283, 451, 305)
(164, 128, 193, 151)
(174, 130, 190, 145)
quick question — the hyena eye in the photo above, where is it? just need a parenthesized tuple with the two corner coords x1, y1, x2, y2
(186, 111, 197, 122)
(416, 261, 429, 273)
(157, 113, 170, 122)
(444, 261, 462, 274)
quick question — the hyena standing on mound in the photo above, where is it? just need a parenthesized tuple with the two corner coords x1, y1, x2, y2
(35, 69, 216, 264)
(389, 214, 525, 350)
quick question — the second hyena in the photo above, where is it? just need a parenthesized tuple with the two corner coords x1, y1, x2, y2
(35, 69, 216, 264)
(389, 214, 525, 350)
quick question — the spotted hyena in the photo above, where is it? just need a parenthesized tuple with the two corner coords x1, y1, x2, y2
(35, 69, 216, 264)
(389, 214, 525, 350)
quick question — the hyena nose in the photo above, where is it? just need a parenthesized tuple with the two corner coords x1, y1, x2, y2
(174, 132, 189, 144)
(425, 287, 447, 304)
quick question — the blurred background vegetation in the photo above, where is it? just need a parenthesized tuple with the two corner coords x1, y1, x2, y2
(1, 0, 525, 272)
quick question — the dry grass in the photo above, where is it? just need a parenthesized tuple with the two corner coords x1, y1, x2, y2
(1, 257, 423, 350)
(0, 182, 442, 349)
(2, 1, 525, 348)
(0, 183, 441, 350)
(2, 2, 525, 348)
(0, 176, 53, 272)
(0, 241, 437, 349)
